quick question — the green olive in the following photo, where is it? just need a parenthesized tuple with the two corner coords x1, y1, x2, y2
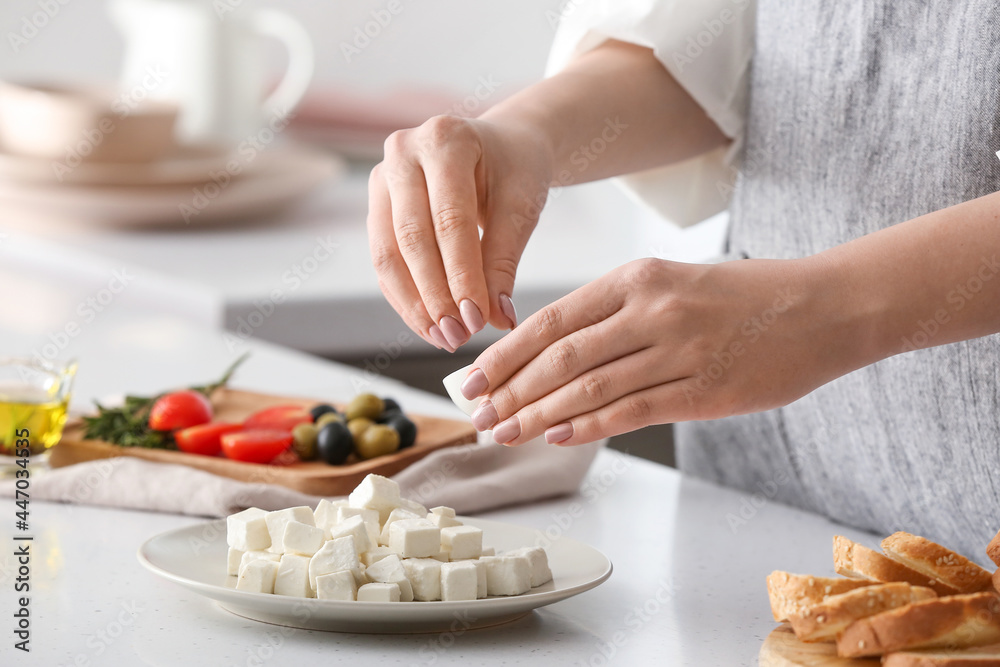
(292, 422, 319, 461)
(345, 393, 385, 421)
(355, 424, 400, 460)
(347, 417, 375, 444)
(315, 412, 344, 428)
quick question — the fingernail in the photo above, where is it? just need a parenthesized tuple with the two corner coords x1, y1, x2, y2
(460, 368, 488, 400)
(545, 423, 574, 445)
(459, 299, 485, 335)
(499, 293, 517, 329)
(471, 398, 499, 431)
(428, 325, 454, 352)
(439, 315, 469, 350)
(492, 415, 521, 445)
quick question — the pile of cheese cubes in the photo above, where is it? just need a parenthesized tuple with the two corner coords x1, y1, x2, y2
(227, 473, 552, 602)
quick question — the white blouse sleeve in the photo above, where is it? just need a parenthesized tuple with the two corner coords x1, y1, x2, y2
(546, 0, 755, 228)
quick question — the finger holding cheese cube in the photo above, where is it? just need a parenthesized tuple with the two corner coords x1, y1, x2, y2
(388, 519, 441, 558)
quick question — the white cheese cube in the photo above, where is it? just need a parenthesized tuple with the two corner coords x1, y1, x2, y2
(441, 525, 483, 560)
(481, 546, 496, 557)
(335, 506, 380, 546)
(427, 512, 462, 529)
(357, 582, 401, 602)
(328, 515, 372, 554)
(388, 519, 441, 558)
(315, 570, 358, 601)
(274, 554, 313, 598)
(239, 550, 280, 577)
(400, 497, 428, 516)
(440, 561, 478, 601)
(429, 506, 456, 518)
(430, 551, 450, 563)
(264, 507, 315, 553)
(236, 559, 278, 594)
(227, 547, 244, 576)
(473, 559, 488, 598)
(480, 555, 531, 596)
(361, 545, 395, 568)
(309, 536, 364, 589)
(348, 474, 401, 523)
(227, 507, 270, 551)
(282, 521, 325, 556)
(365, 554, 414, 602)
(505, 547, 553, 587)
(378, 508, 421, 545)
(313, 498, 348, 532)
(402, 558, 442, 601)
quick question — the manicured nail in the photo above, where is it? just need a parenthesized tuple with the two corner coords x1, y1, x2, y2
(545, 423, 574, 445)
(460, 368, 488, 400)
(439, 315, 469, 350)
(492, 415, 521, 445)
(428, 325, 454, 352)
(459, 299, 485, 335)
(471, 399, 499, 431)
(499, 293, 517, 329)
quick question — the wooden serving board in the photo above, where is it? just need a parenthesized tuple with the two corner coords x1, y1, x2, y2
(50, 387, 477, 496)
(760, 625, 878, 667)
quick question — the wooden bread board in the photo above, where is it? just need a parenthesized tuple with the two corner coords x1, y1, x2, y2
(50, 387, 477, 496)
(760, 625, 878, 667)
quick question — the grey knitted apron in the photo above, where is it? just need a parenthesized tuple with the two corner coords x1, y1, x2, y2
(675, 2, 1000, 559)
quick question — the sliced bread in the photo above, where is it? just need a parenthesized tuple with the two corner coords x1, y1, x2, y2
(837, 592, 1000, 658)
(787, 582, 936, 642)
(986, 529, 1000, 569)
(882, 532, 993, 594)
(766, 571, 875, 622)
(882, 644, 1000, 667)
(833, 535, 961, 597)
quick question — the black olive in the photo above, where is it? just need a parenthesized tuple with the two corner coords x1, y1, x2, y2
(316, 421, 353, 465)
(384, 414, 417, 450)
(376, 408, 403, 424)
(381, 397, 402, 413)
(310, 404, 338, 422)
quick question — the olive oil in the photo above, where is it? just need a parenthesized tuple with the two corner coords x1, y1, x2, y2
(0, 386, 69, 456)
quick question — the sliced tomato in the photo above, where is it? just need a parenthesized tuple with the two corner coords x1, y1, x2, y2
(175, 422, 243, 456)
(148, 390, 213, 431)
(243, 405, 312, 432)
(221, 429, 293, 463)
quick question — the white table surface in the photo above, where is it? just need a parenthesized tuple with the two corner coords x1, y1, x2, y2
(0, 265, 882, 667)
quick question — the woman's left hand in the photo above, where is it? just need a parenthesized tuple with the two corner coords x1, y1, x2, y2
(459, 256, 872, 446)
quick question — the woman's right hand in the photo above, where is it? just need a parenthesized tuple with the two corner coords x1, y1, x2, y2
(367, 115, 555, 352)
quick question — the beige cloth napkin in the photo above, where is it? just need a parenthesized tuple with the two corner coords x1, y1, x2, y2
(1, 434, 604, 518)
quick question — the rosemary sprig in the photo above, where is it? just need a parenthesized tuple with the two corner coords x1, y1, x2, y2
(81, 353, 250, 449)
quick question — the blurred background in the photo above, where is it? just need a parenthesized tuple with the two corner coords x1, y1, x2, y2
(0, 0, 730, 466)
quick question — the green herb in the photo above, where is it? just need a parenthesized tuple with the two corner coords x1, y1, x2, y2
(81, 353, 250, 449)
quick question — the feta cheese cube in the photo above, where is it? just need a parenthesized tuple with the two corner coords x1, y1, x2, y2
(227, 507, 270, 551)
(239, 550, 280, 577)
(274, 554, 313, 598)
(348, 474, 401, 523)
(236, 559, 278, 594)
(481, 546, 496, 557)
(335, 506, 380, 546)
(473, 559, 488, 598)
(361, 545, 395, 568)
(357, 582, 401, 602)
(441, 561, 478, 601)
(282, 521, 325, 556)
(430, 551, 450, 563)
(505, 547, 553, 587)
(365, 554, 414, 602)
(313, 498, 348, 532)
(227, 547, 244, 576)
(402, 558, 442, 601)
(309, 536, 364, 589)
(388, 519, 441, 558)
(328, 515, 372, 554)
(480, 555, 531, 596)
(316, 570, 358, 601)
(427, 512, 462, 529)
(399, 497, 428, 516)
(429, 506, 456, 518)
(441, 525, 482, 560)
(378, 508, 421, 545)
(264, 507, 315, 553)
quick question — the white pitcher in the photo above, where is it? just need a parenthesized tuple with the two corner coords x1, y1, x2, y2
(109, 0, 314, 145)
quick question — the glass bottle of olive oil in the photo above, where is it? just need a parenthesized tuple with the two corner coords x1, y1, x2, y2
(0, 358, 76, 459)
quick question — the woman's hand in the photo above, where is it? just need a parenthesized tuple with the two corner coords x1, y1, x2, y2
(458, 256, 875, 446)
(367, 115, 555, 352)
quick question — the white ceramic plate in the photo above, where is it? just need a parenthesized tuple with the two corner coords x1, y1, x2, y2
(138, 516, 612, 634)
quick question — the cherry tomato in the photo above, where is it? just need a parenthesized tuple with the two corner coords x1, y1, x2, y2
(243, 405, 312, 433)
(148, 391, 213, 431)
(221, 429, 293, 463)
(174, 422, 242, 456)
